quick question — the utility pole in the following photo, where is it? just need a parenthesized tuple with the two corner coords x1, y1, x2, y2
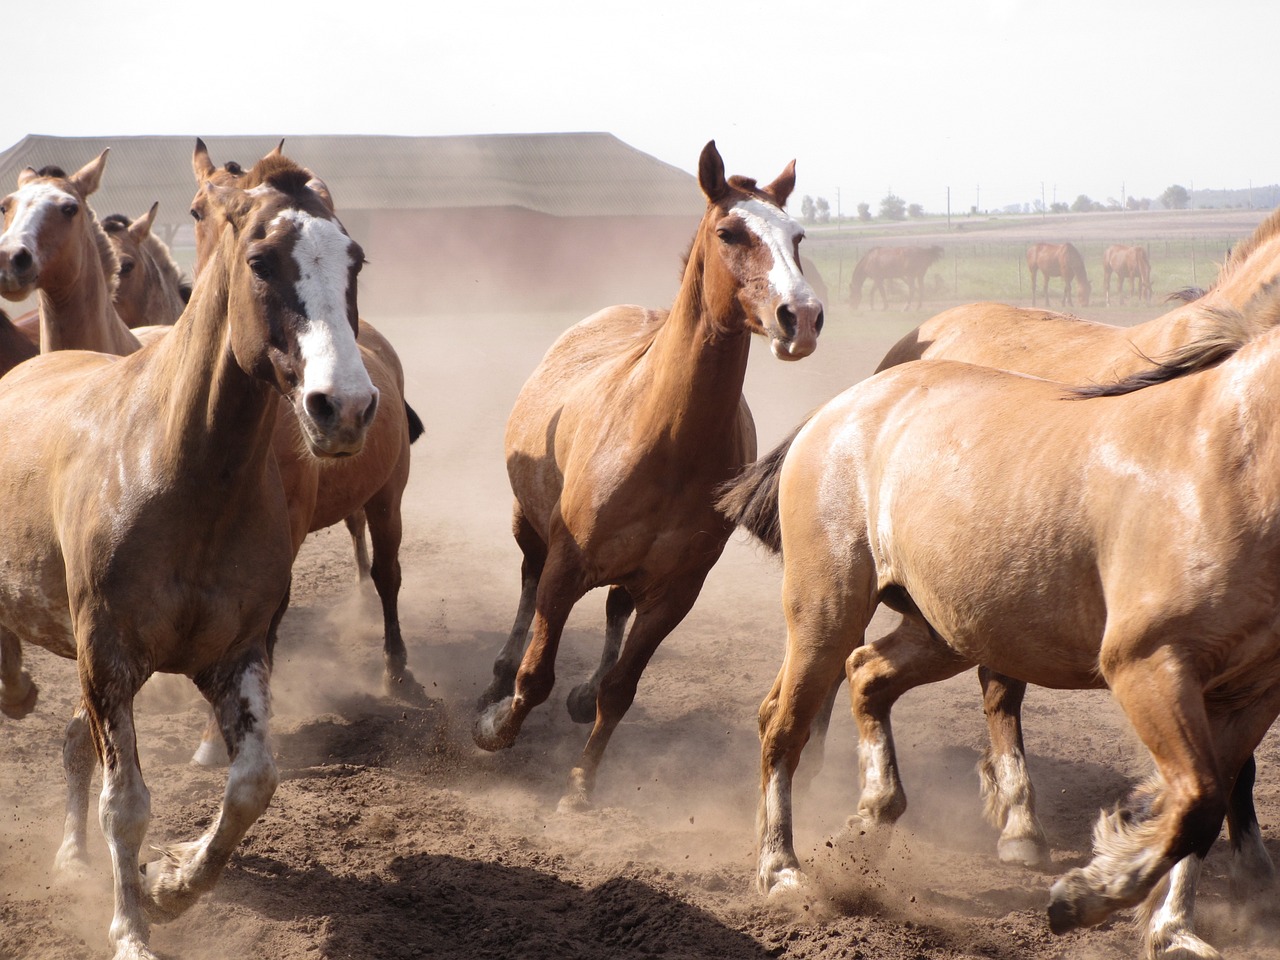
(947, 186, 951, 230)
(1041, 181, 1046, 219)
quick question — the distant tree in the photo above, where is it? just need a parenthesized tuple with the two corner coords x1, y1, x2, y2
(1125, 196, 1142, 211)
(1071, 194, 1096, 213)
(907, 203, 925, 218)
(800, 195, 817, 223)
(1161, 184, 1191, 210)
(815, 197, 831, 223)
(1050, 202, 1069, 214)
(856, 202, 872, 221)
(879, 193, 907, 221)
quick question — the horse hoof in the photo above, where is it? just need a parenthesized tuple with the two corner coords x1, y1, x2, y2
(1147, 929, 1223, 960)
(111, 935, 162, 960)
(556, 790, 592, 814)
(759, 866, 807, 897)
(565, 683, 597, 724)
(476, 669, 516, 711)
(0, 673, 38, 719)
(384, 668, 430, 706)
(472, 699, 517, 752)
(998, 836, 1051, 870)
(189, 737, 229, 768)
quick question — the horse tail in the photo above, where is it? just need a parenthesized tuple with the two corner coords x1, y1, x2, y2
(716, 421, 808, 555)
(404, 400, 425, 444)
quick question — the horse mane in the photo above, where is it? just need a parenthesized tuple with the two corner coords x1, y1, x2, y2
(34, 165, 67, 178)
(230, 153, 315, 201)
(1214, 206, 1280, 290)
(89, 212, 120, 299)
(1074, 290, 1280, 398)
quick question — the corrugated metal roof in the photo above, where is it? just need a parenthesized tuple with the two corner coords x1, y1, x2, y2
(0, 132, 703, 225)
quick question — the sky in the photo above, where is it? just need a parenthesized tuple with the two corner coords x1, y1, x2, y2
(8, 0, 1279, 214)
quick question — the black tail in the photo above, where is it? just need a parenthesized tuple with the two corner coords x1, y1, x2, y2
(405, 401, 425, 444)
(715, 422, 808, 555)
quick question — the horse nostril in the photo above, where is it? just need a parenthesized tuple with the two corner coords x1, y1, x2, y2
(776, 304, 798, 339)
(361, 393, 379, 428)
(11, 248, 32, 272)
(816, 308, 825, 334)
(304, 392, 336, 423)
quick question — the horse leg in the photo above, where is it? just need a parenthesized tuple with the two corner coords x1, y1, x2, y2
(0, 627, 37, 718)
(1046, 647, 1234, 934)
(478, 506, 546, 708)
(847, 617, 971, 827)
(1030, 268, 1038, 307)
(757, 567, 872, 895)
(977, 666, 1050, 867)
(343, 509, 371, 582)
(566, 585, 634, 724)
(793, 673, 843, 791)
(1225, 754, 1276, 901)
(559, 577, 703, 811)
(474, 539, 584, 751)
(143, 653, 277, 927)
(364, 485, 417, 698)
(54, 698, 97, 877)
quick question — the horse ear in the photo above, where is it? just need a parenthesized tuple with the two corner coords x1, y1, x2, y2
(70, 149, 109, 198)
(764, 160, 797, 208)
(193, 138, 216, 182)
(129, 201, 159, 242)
(17, 166, 39, 186)
(698, 141, 728, 203)
(304, 172, 336, 213)
(266, 139, 285, 159)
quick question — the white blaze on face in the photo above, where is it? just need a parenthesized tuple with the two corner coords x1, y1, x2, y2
(729, 198, 814, 304)
(1, 182, 73, 265)
(274, 209, 373, 405)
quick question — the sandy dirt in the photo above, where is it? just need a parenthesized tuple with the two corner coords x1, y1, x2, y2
(4, 276, 1280, 960)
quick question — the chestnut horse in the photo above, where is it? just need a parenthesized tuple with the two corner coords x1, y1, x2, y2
(848, 245, 942, 310)
(473, 141, 823, 811)
(101, 203, 192, 327)
(0, 159, 375, 960)
(1104, 242, 1153, 305)
(1027, 241, 1091, 307)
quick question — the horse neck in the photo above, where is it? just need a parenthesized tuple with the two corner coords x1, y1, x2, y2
(639, 237, 752, 446)
(1215, 235, 1280, 310)
(147, 258, 278, 483)
(38, 228, 141, 355)
(141, 238, 189, 324)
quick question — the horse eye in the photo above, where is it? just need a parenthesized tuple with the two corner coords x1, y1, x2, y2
(249, 256, 274, 280)
(716, 228, 739, 243)
(60, 202, 79, 217)
(0, 202, 7, 216)
(119, 260, 136, 276)
(189, 208, 202, 222)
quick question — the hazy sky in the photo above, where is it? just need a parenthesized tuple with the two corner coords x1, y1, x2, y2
(9, 0, 1277, 213)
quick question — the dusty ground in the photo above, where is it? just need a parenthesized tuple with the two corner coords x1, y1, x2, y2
(4, 279, 1280, 960)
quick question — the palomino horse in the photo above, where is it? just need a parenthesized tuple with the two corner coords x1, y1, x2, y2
(473, 141, 823, 810)
(1027, 241, 1091, 307)
(0, 158, 375, 960)
(1104, 242, 1153, 305)
(848, 245, 943, 310)
(730, 295, 1280, 959)
(101, 203, 191, 326)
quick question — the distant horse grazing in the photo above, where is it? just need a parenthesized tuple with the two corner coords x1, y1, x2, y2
(0, 157, 375, 960)
(849, 245, 943, 309)
(738, 289, 1280, 959)
(1027, 241, 1090, 307)
(101, 203, 191, 326)
(1103, 243, 1152, 305)
(473, 141, 823, 811)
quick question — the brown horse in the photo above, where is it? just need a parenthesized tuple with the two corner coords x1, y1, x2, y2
(1104, 243, 1153, 305)
(0, 157, 375, 960)
(848, 245, 943, 310)
(473, 141, 823, 811)
(736, 293, 1280, 957)
(101, 202, 191, 326)
(1027, 241, 1091, 307)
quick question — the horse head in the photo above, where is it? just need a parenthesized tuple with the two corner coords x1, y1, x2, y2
(101, 202, 189, 326)
(0, 150, 114, 301)
(694, 141, 823, 360)
(192, 152, 377, 458)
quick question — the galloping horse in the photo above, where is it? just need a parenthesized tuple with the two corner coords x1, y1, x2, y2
(737, 292, 1280, 958)
(1103, 242, 1153, 305)
(1027, 241, 1091, 307)
(0, 157, 375, 960)
(101, 203, 191, 326)
(473, 141, 823, 810)
(848, 245, 943, 310)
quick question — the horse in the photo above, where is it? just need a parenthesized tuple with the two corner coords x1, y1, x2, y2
(0, 155, 376, 960)
(1104, 243, 1153, 305)
(101, 202, 192, 327)
(472, 141, 823, 811)
(1027, 241, 1091, 307)
(0, 306, 36, 381)
(728, 292, 1280, 958)
(848, 245, 943, 310)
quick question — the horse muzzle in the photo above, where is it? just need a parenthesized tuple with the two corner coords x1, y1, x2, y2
(294, 386, 380, 458)
(768, 297, 824, 361)
(0, 245, 38, 300)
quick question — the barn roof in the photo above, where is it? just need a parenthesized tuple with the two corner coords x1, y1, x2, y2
(0, 132, 703, 225)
